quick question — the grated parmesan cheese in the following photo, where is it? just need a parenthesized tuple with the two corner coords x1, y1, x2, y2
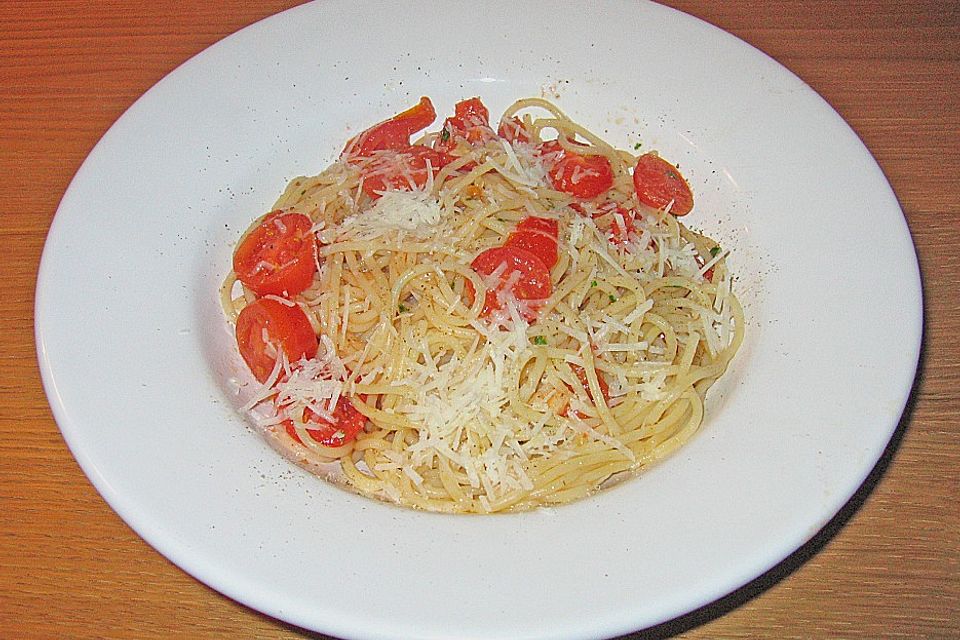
(367, 191, 442, 231)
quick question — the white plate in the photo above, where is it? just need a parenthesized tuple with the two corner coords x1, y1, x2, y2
(35, 1, 921, 638)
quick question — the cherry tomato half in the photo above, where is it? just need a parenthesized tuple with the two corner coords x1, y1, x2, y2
(435, 97, 494, 153)
(538, 140, 614, 199)
(632, 152, 693, 216)
(497, 116, 529, 143)
(468, 245, 552, 320)
(357, 146, 453, 199)
(283, 395, 367, 448)
(235, 298, 319, 383)
(505, 216, 559, 268)
(593, 201, 637, 246)
(549, 153, 614, 199)
(695, 249, 715, 282)
(607, 206, 636, 245)
(454, 97, 490, 125)
(571, 363, 610, 404)
(233, 211, 317, 297)
(342, 97, 437, 158)
(562, 363, 611, 419)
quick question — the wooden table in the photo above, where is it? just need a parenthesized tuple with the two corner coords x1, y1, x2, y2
(2, 1, 957, 638)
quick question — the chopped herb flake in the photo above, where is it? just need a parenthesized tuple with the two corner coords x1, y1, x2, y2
(633, 142, 643, 150)
(533, 335, 547, 345)
(590, 280, 598, 287)
(440, 128, 450, 142)
(608, 294, 617, 303)
(709, 246, 721, 257)
(398, 304, 408, 313)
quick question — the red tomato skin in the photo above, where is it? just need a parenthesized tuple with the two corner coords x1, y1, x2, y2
(607, 206, 636, 244)
(342, 97, 436, 158)
(505, 216, 560, 268)
(469, 245, 552, 319)
(232, 212, 317, 297)
(497, 116, 529, 143)
(284, 395, 367, 448)
(569, 201, 637, 245)
(235, 298, 319, 383)
(536, 139, 564, 159)
(548, 153, 614, 199)
(694, 249, 715, 282)
(358, 146, 453, 199)
(594, 202, 637, 245)
(516, 216, 559, 237)
(562, 363, 611, 418)
(536, 140, 614, 199)
(571, 363, 610, 404)
(435, 97, 494, 153)
(632, 153, 694, 215)
(454, 97, 489, 123)
(535, 139, 597, 160)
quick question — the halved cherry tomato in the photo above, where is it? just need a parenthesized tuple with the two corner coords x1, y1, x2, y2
(357, 146, 453, 199)
(342, 97, 437, 158)
(235, 298, 319, 383)
(596, 202, 636, 245)
(694, 249, 715, 282)
(453, 97, 490, 125)
(608, 207, 636, 245)
(497, 116, 529, 143)
(515, 215, 558, 238)
(562, 363, 611, 418)
(505, 216, 559, 268)
(283, 395, 367, 448)
(233, 211, 317, 297)
(435, 97, 495, 153)
(571, 363, 610, 404)
(536, 139, 565, 160)
(549, 152, 614, 199)
(570, 200, 636, 246)
(467, 245, 552, 320)
(633, 152, 693, 216)
(538, 140, 613, 199)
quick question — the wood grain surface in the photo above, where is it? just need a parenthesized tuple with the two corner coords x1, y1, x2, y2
(2, 1, 957, 638)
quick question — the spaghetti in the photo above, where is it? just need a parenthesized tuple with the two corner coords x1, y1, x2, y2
(221, 96, 743, 513)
